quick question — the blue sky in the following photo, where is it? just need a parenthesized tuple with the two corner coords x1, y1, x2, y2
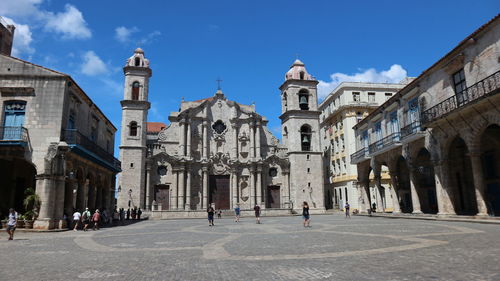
(1, 0, 499, 157)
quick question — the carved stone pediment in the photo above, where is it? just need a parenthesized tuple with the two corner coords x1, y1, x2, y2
(209, 152, 231, 175)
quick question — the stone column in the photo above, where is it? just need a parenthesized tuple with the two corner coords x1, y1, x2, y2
(470, 153, 488, 216)
(34, 176, 56, 229)
(283, 171, 290, 209)
(250, 123, 256, 159)
(360, 180, 371, 213)
(256, 166, 262, 205)
(178, 168, 185, 210)
(388, 172, 401, 213)
(83, 179, 90, 208)
(232, 123, 239, 159)
(64, 180, 74, 218)
(202, 167, 208, 209)
(232, 169, 238, 206)
(374, 175, 384, 212)
(409, 167, 422, 214)
(186, 122, 192, 158)
(185, 167, 191, 210)
(203, 121, 208, 159)
(255, 121, 261, 159)
(172, 170, 179, 210)
(180, 121, 186, 156)
(145, 163, 151, 210)
(250, 167, 255, 207)
(433, 160, 455, 215)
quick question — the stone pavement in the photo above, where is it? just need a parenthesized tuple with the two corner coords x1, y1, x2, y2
(0, 214, 499, 281)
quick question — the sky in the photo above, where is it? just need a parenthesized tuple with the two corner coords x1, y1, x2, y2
(1, 0, 499, 158)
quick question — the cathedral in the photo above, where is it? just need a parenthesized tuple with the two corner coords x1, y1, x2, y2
(117, 48, 325, 216)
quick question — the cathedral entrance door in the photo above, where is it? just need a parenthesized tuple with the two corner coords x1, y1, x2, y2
(155, 185, 169, 210)
(209, 175, 230, 210)
(266, 186, 281, 208)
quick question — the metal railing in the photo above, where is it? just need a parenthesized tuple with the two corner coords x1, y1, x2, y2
(350, 147, 368, 163)
(62, 129, 121, 170)
(422, 70, 500, 124)
(368, 132, 401, 154)
(400, 121, 422, 139)
(0, 126, 28, 142)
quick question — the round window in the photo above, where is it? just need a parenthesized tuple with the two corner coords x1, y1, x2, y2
(269, 168, 278, 177)
(157, 166, 168, 176)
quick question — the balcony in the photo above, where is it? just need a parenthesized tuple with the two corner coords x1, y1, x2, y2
(62, 129, 121, 172)
(350, 147, 370, 164)
(422, 71, 500, 125)
(0, 126, 28, 145)
(400, 120, 425, 140)
(368, 132, 401, 156)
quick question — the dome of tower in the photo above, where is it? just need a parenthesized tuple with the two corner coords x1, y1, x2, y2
(134, 47, 144, 54)
(285, 59, 313, 81)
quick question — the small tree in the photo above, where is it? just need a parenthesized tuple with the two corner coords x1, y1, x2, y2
(23, 187, 40, 220)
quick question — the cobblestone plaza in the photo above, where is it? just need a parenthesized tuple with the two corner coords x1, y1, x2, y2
(1, 215, 499, 281)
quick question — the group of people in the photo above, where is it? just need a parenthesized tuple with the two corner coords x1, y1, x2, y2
(71, 207, 143, 231)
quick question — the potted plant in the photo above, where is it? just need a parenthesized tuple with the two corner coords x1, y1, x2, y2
(16, 214, 25, 228)
(23, 187, 40, 229)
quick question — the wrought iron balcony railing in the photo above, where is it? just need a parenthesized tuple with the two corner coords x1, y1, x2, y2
(0, 126, 28, 143)
(350, 147, 369, 163)
(422, 70, 500, 125)
(368, 132, 401, 154)
(400, 121, 422, 139)
(63, 129, 121, 171)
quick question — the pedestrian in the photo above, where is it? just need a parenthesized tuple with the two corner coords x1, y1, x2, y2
(92, 209, 101, 230)
(6, 208, 17, 240)
(303, 201, 311, 227)
(72, 209, 81, 231)
(254, 205, 261, 224)
(82, 208, 91, 231)
(234, 204, 241, 222)
(131, 207, 137, 220)
(372, 202, 377, 213)
(217, 210, 222, 219)
(207, 205, 215, 226)
(345, 202, 350, 218)
(137, 208, 142, 220)
(119, 208, 125, 225)
(126, 208, 130, 220)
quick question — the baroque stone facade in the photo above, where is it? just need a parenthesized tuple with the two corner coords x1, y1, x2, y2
(117, 51, 325, 214)
(352, 15, 500, 216)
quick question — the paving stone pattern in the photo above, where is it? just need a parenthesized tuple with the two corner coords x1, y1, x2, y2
(1, 215, 499, 281)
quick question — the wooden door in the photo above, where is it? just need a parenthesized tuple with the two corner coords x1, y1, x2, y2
(209, 175, 230, 210)
(266, 186, 280, 208)
(155, 185, 169, 210)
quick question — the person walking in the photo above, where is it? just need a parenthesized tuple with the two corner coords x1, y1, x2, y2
(254, 205, 261, 224)
(217, 210, 222, 219)
(234, 204, 241, 222)
(82, 208, 91, 231)
(345, 202, 351, 218)
(372, 202, 377, 213)
(119, 208, 125, 225)
(72, 209, 81, 231)
(302, 202, 311, 228)
(6, 208, 17, 240)
(137, 208, 142, 220)
(207, 205, 215, 226)
(92, 209, 101, 230)
(126, 208, 130, 220)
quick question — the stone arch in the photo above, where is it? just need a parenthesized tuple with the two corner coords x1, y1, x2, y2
(0, 158, 36, 216)
(479, 124, 500, 216)
(394, 156, 413, 213)
(469, 112, 500, 154)
(447, 136, 478, 215)
(413, 148, 438, 214)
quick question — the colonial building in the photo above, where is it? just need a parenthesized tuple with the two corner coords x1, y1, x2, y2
(117, 51, 325, 216)
(319, 82, 405, 212)
(352, 15, 500, 216)
(0, 21, 120, 229)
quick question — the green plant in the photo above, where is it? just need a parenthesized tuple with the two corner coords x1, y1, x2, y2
(23, 187, 40, 220)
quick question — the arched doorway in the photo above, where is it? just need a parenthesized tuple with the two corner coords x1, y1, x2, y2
(414, 148, 438, 214)
(480, 125, 500, 216)
(448, 137, 477, 215)
(396, 156, 413, 213)
(0, 158, 36, 216)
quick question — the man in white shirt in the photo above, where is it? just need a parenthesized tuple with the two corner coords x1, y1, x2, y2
(72, 210, 81, 231)
(6, 208, 17, 240)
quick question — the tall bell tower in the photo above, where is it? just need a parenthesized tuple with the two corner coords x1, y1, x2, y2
(117, 48, 152, 210)
(279, 59, 325, 212)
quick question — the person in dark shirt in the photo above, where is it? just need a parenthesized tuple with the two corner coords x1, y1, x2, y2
(254, 205, 261, 224)
(303, 201, 311, 228)
(207, 205, 215, 226)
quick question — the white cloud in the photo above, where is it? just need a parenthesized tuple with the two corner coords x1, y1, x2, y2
(0, 0, 43, 18)
(138, 31, 161, 45)
(317, 64, 408, 100)
(80, 51, 108, 76)
(2, 17, 35, 57)
(115, 26, 139, 43)
(44, 4, 91, 39)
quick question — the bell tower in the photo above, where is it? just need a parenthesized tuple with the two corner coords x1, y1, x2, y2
(117, 48, 152, 210)
(279, 59, 325, 211)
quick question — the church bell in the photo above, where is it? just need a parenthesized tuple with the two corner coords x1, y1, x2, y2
(299, 96, 308, 105)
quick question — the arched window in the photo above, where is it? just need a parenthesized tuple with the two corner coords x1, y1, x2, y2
(129, 121, 138, 136)
(283, 92, 288, 111)
(300, 71, 305, 80)
(298, 89, 309, 110)
(132, 82, 140, 100)
(300, 125, 311, 151)
(135, 57, 141, 67)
